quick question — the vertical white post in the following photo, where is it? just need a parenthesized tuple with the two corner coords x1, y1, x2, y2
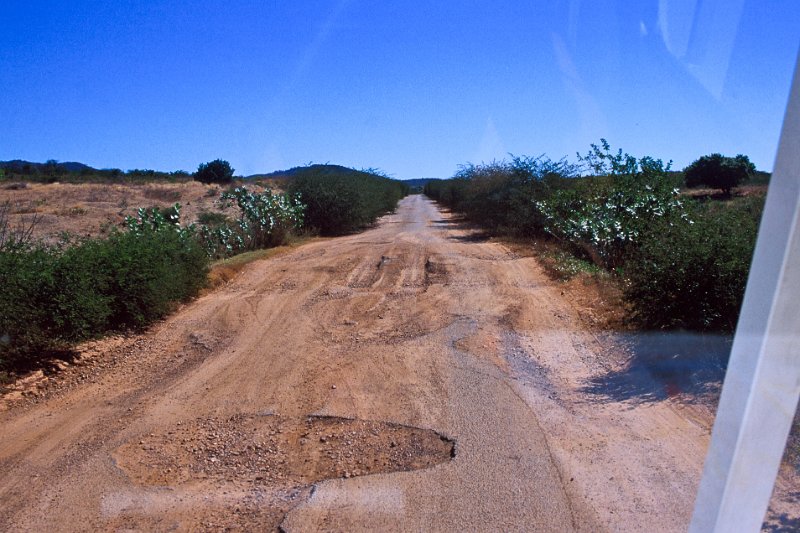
(690, 52, 800, 532)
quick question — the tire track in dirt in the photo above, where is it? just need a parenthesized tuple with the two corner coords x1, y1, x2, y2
(0, 195, 732, 531)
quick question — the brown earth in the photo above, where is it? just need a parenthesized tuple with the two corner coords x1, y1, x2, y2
(0, 194, 796, 531)
(0, 180, 232, 243)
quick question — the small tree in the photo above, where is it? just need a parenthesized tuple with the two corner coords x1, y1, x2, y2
(194, 159, 234, 184)
(684, 153, 755, 196)
(44, 159, 60, 181)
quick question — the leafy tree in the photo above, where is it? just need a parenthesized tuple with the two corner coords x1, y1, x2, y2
(44, 159, 60, 181)
(577, 138, 673, 182)
(684, 153, 755, 195)
(194, 159, 234, 184)
(44, 159, 59, 171)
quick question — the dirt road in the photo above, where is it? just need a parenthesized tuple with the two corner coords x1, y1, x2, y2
(0, 195, 719, 531)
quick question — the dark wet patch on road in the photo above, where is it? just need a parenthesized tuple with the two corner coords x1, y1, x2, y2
(581, 331, 731, 404)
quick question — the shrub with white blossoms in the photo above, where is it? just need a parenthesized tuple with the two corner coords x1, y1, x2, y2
(535, 140, 690, 268)
(125, 203, 196, 242)
(125, 187, 306, 259)
(199, 223, 243, 258)
(216, 186, 306, 250)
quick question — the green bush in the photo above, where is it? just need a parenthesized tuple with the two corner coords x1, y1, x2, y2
(197, 210, 229, 227)
(424, 155, 578, 236)
(287, 165, 408, 235)
(101, 230, 209, 329)
(424, 177, 469, 210)
(0, 247, 78, 365)
(684, 153, 755, 195)
(0, 228, 208, 370)
(194, 159, 235, 184)
(427, 140, 764, 333)
(624, 196, 763, 331)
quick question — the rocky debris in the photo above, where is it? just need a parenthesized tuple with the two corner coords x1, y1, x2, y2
(0, 370, 50, 408)
(188, 332, 214, 352)
(116, 414, 454, 490)
(13, 369, 46, 388)
(110, 414, 454, 531)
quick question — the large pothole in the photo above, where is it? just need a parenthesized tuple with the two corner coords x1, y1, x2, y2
(111, 414, 454, 531)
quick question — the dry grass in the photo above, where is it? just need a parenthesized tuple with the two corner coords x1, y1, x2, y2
(143, 186, 182, 202)
(0, 181, 233, 244)
(681, 184, 768, 200)
(55, 205, 87, 217)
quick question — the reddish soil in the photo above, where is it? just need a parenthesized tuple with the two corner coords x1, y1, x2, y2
(0, 193, 796, 531)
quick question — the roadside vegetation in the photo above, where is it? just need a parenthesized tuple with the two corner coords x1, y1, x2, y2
(286, 165, 409, 235)
(425, 140, 764, 333)
(0, 209, 208, 372)
(0, 162, 407, 374)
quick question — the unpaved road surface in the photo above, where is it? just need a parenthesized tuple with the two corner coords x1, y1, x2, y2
(0, 196, 755, 531)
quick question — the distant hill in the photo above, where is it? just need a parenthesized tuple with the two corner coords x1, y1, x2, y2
(247, 164, 357, 181)
(0, 159, 94, 173)
(403, 178, 441, 189)
(0, 159, 192, 183)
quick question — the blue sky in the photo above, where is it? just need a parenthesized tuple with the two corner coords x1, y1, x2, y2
(1, 1, 798, 178)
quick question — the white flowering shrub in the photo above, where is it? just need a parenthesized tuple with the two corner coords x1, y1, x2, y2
(536, 183, 689, 268)
(125, 203, 196, 242)
(204, 186, 305, 257)
(125, 187, 305, 259)
(426, 139, 761, 332)
(535, 140, 689, 268)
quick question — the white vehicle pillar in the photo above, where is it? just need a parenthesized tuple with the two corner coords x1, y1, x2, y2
(690, 52, 800, 532)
